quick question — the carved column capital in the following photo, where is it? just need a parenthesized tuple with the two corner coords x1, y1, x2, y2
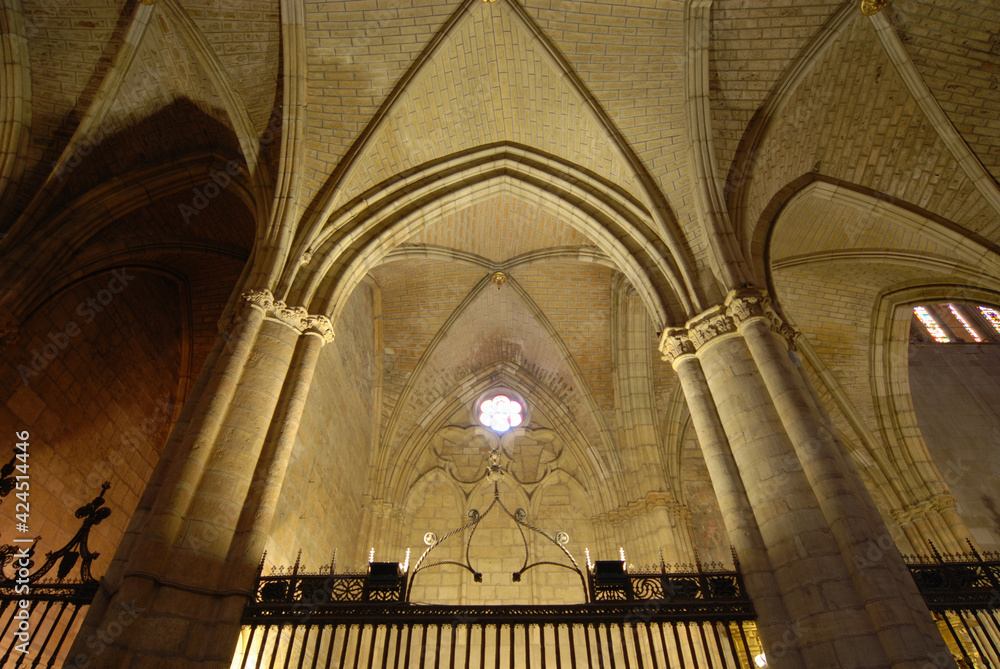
(726, 287, 800, 350)
(726, 288, 768, 328)
(303, 315, 335, 344)
(659, 328, 695, 363)
(231, 289, 335, 344)
(689, 307, 736, 350)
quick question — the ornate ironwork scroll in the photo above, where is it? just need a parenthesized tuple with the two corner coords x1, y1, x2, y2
(406, 447, 587, 601)
(0, 482, 112, 666)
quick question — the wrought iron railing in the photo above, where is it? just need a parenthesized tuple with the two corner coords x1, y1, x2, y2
(237, 552, 759, 669)
(905, 543, 1000, 668)
(0, 474, 112, 668)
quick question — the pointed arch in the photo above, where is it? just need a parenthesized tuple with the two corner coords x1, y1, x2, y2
(290, 144, 688, 330)
(288, 0, 699, 315)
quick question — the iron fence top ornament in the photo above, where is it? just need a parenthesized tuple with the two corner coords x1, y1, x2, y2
(0, 482, 112, 599)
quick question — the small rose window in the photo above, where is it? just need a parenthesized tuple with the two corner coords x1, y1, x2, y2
(478, 394, 523, 433)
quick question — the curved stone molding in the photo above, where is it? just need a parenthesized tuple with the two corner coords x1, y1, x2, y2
(239, 289, 335, 343)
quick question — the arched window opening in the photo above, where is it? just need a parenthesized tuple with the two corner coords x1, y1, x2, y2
(911, 303, 1000, 344)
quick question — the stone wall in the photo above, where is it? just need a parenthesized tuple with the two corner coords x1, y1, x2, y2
(909, 343, 1000, 550)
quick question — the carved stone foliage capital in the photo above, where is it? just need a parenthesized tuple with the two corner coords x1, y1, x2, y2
(304, 315, 335, 344)
(689, 311, 736, 350)
(726, 288, 800, 350)
(234, 289, 335, 344)
(659, 329, 695, 363)
(726, 290, 767, 328)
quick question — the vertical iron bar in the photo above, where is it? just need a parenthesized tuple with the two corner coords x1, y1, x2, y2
(403, 625, 415, 669)
(631, 622, 645, 669)
(283, 624, 299, 669)
(435, 624, 443, 669)
(367, 624, 379, 669)
(540, 623, 547, 669)
(584, 624, 596, 669)
(657, 623, 672, 669)
(942, 614, 974, 667)
(46, 603, 83, 669)
(381, 625, 393, 669)
(618, 622, 632, 669)
(525, 625, 532, 669)
(568, 623, 579, 669)
(697, 621, 715, 669)
(594, 623, 605, 669)
(449, 623, 457, 669)
(554, 624, 562, 669)
(241, 627, 259, 669)
(338, 625, 351, 669)
(509, 625, 515, 669)
(394, 624, 404, 669)
(17, 600, 51, 668)
(671, 622, 684, 667)
(352, 624, 365, 669)
(479, 624, 486, 669)
(494, 625, 502, 669)
(254, 625, 271, 669)
(298, 625, 313, 669)
(957, 610, 990, 668)
(972, 610, 1000, 662)
(267, 623, 283, 669)
(464, 623, 471, 669)
(311, 625, 327, 669)
(31, 600, 66, 669)
(684, 623, 700, 669)
(604, 623, 616, 669)
(735, 622, 752, 668)
(322, 624, 337, 669)
(419, 625, 428, 669)
(644, 622, 659, 669)
(709, 622, 728, 669)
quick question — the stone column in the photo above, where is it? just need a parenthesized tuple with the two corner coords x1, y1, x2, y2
(662, 288, 956, 669)
(730, 289, 948, 665)
(68, 290, 334, 669)
(667, 343, 805, 668)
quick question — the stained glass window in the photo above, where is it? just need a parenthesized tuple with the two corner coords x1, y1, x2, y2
(948, 304, 983, 342)
(478, 394, 523, 433)
(980, 306, 1000, 335)
(913, 306, 950, 343)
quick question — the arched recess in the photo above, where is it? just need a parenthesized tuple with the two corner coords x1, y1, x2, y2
(750, 174, 1000, 292)
(286, 144, 695, 329)
(0, 151, 255, 320)
(871, 283, 1000, 550)
(760, 177, 1000, 550)
(0, 266, 192, 581)
(374, 268, 618, 493)
(375, 359, 624, 521)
